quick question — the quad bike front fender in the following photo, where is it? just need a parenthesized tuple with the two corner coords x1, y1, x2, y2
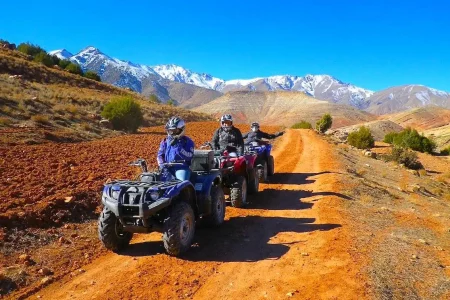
(102, 196, 172, 219)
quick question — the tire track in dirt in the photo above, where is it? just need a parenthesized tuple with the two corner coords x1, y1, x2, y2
(29, 130, 366, 300)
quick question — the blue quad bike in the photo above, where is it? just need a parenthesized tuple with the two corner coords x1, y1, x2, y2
(245, 140, 276, 183)
(98, 150, 225, 257)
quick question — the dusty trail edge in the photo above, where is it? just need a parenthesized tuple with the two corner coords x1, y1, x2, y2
(30, 130, 367, 300)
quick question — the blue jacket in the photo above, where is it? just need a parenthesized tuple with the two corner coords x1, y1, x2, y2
(157, 136, 195, 166)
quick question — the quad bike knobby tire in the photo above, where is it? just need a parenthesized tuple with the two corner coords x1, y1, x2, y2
(230, 176, 247, 208)
(98, 207, 133, 252)
(257, 161, 268, 183)
(248, 168, 259, 194)
(204, 186, 226, 227)
(163, 202, 196, 256)
(268, 155, 275, 176)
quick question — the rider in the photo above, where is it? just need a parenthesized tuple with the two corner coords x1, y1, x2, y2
(212, 114, 244, 154)
(243, 122, 284, 145)
(157, 116, 195, 181)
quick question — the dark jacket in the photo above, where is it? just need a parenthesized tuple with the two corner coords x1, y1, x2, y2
(157, 136, 195, 166)
(212, 126, 244, 154)
(243, 130, 282, 144)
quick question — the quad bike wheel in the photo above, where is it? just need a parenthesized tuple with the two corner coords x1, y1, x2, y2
(257, 161, 268, 183)
(248, 168, 259, 194)
(204, 186, 226, 227)
(98, 207, 133, 252)
(268, 155, 275, 176)
(163, 202, 195, 256)
(230, 176, 247, 208)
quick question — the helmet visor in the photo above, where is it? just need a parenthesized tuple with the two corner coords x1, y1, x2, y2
(167, 128, 181, 136)
(221, 120, 232, 127)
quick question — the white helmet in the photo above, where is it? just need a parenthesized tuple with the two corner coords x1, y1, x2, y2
(165, 116, 185, 137)
(220, 114, 233, 132)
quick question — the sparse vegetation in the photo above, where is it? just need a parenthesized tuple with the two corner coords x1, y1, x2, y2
(167, 99, 175, 106)
(291, 120, 312, 129)
(315, 113, 332, 133)
(347, 126, 375, 149)
(383, 128, 436, 154)
(101, 96, 144, 132)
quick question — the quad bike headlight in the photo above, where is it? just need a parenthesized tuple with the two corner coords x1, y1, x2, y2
(110, 185, 121, 200)
(149, 190, 160, 201)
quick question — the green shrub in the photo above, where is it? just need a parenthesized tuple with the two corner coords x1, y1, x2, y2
(315, 113, 332, 133)
(17, 43, 45, 57)
(440, 146, 450, 156)
(33, 51, 54, 67)
(383, 132, 397, 144)
(84, 71, 101, 81)
(347, 126, 375, 149)
(148, 94, 160, 103)
(384, 128, 436, 154)
(59, 59, 71, 69)
(291, 120, 312, 129)
(389, 147, 423, 170)
(65, 63, 83, 75)
(101, 96, 143, 132)
(167, 99, 175, 106)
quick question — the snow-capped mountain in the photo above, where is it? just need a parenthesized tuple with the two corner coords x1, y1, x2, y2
(152, 64, 224, 90)
(49, 49, 73, 60)
(49, 46, 449, 113)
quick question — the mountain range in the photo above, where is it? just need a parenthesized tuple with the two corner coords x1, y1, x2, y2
(49, 47, 450, 114)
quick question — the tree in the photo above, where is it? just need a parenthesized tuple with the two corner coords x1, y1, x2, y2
(347, 126, 375, 149)
(315, 113, 332, 133)
(148, 94, 160, 103)
(17, 43, 45, 57)
(33, 51, 54, 67)
(84, 70, 101, 81)
(65, 63, 83, 75)
(101, 96, 143, 132)
(384, 128, 436, 154)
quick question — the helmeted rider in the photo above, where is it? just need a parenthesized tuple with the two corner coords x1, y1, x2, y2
(243, 122, 284, 145)
(157, 116, 195, 181)
(212, 114, 244, 154)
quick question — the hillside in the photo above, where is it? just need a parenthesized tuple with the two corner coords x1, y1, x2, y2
(329, 120, 404, 142)
(0, 47, 212, 145)
(366, 85, 450, 115)
(382, 106, 450, 130)
(193, 91, 376, 128)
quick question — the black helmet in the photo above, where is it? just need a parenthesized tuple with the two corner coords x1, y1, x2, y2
(220, 114, 233, 132)
(251, 122, 260, 129)
(165, 116, 185, 137)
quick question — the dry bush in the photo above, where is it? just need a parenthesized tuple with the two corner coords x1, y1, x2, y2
(31, 114, 49, 124)
(399, 171, 409, 191)
(0, 117, 11, 126)
(418, 169, 427, 177)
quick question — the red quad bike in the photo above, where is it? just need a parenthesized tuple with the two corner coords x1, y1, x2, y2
(201, 143, 259, 208)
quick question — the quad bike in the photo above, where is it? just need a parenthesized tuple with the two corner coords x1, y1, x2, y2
(201, 143, 259, 208)
(245, 140, 275, 183)
(98, 150, 225, 257)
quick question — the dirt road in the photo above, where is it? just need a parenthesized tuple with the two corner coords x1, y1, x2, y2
(30, 130, 366, 299)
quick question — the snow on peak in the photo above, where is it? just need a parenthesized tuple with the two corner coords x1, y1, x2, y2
(152, 64, 224, 89)
(49, 49, 73, 60)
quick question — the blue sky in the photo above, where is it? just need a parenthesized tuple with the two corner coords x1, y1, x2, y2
(1, 0, 449, 91)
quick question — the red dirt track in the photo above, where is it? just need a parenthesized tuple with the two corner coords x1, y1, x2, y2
(17, 128, 365, 299)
